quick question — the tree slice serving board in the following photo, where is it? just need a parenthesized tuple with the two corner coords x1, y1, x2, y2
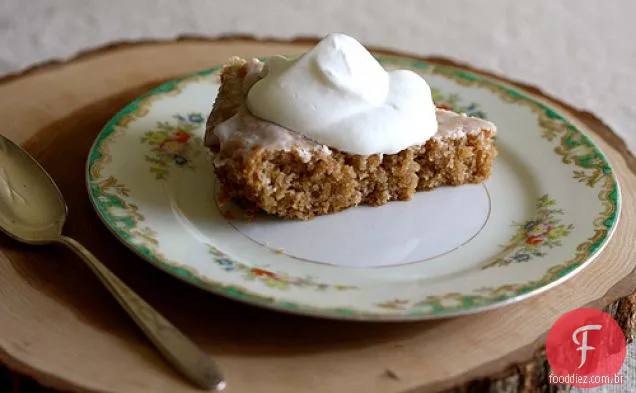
(0, 36, 635, 393)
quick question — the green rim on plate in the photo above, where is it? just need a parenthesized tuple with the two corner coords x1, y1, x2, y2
(85, 55, 621, 321)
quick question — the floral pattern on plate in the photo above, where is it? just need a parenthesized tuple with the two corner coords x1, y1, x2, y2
(482, 195, 574, 270)
(431, 87, 488, 119)
(140, 113, 205, 179)
(208, 245, 358, 291)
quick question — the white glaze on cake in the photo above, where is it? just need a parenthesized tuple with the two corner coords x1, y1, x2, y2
(209, 58, 496, 164)
(434, 109, 497, 139)
(212, 106, 331, 167)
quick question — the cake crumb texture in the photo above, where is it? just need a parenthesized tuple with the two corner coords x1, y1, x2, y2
(206, 59, 497, 220)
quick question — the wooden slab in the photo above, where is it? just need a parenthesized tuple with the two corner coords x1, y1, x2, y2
(0, 36, 635, 393)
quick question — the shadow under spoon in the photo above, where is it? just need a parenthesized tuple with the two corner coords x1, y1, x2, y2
(0, 133, 225, 391)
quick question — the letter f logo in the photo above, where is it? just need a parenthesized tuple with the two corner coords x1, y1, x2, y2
(572, 324, 602, 368)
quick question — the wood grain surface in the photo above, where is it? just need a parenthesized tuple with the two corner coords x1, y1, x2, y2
(0, 36, 635, 393)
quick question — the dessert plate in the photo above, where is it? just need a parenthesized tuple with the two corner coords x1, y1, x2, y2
(86, 55, 620, 321)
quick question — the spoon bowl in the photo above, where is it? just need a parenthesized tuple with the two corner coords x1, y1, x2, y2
(0, 134, 225, 391)
(0, 136, 67, 245)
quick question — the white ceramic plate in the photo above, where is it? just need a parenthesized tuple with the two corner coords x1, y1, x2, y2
(86, 55, 621, 321)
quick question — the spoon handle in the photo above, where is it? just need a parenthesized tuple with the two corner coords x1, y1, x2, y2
(57, 235, 225, 391)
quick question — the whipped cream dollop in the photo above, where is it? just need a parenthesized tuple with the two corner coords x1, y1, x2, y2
(245, 33, 438, 155)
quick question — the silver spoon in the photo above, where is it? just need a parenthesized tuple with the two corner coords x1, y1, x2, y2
(0, 134, 225, 391)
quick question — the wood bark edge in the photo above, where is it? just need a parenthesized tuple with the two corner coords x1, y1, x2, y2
(444, 294, 636, 393)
